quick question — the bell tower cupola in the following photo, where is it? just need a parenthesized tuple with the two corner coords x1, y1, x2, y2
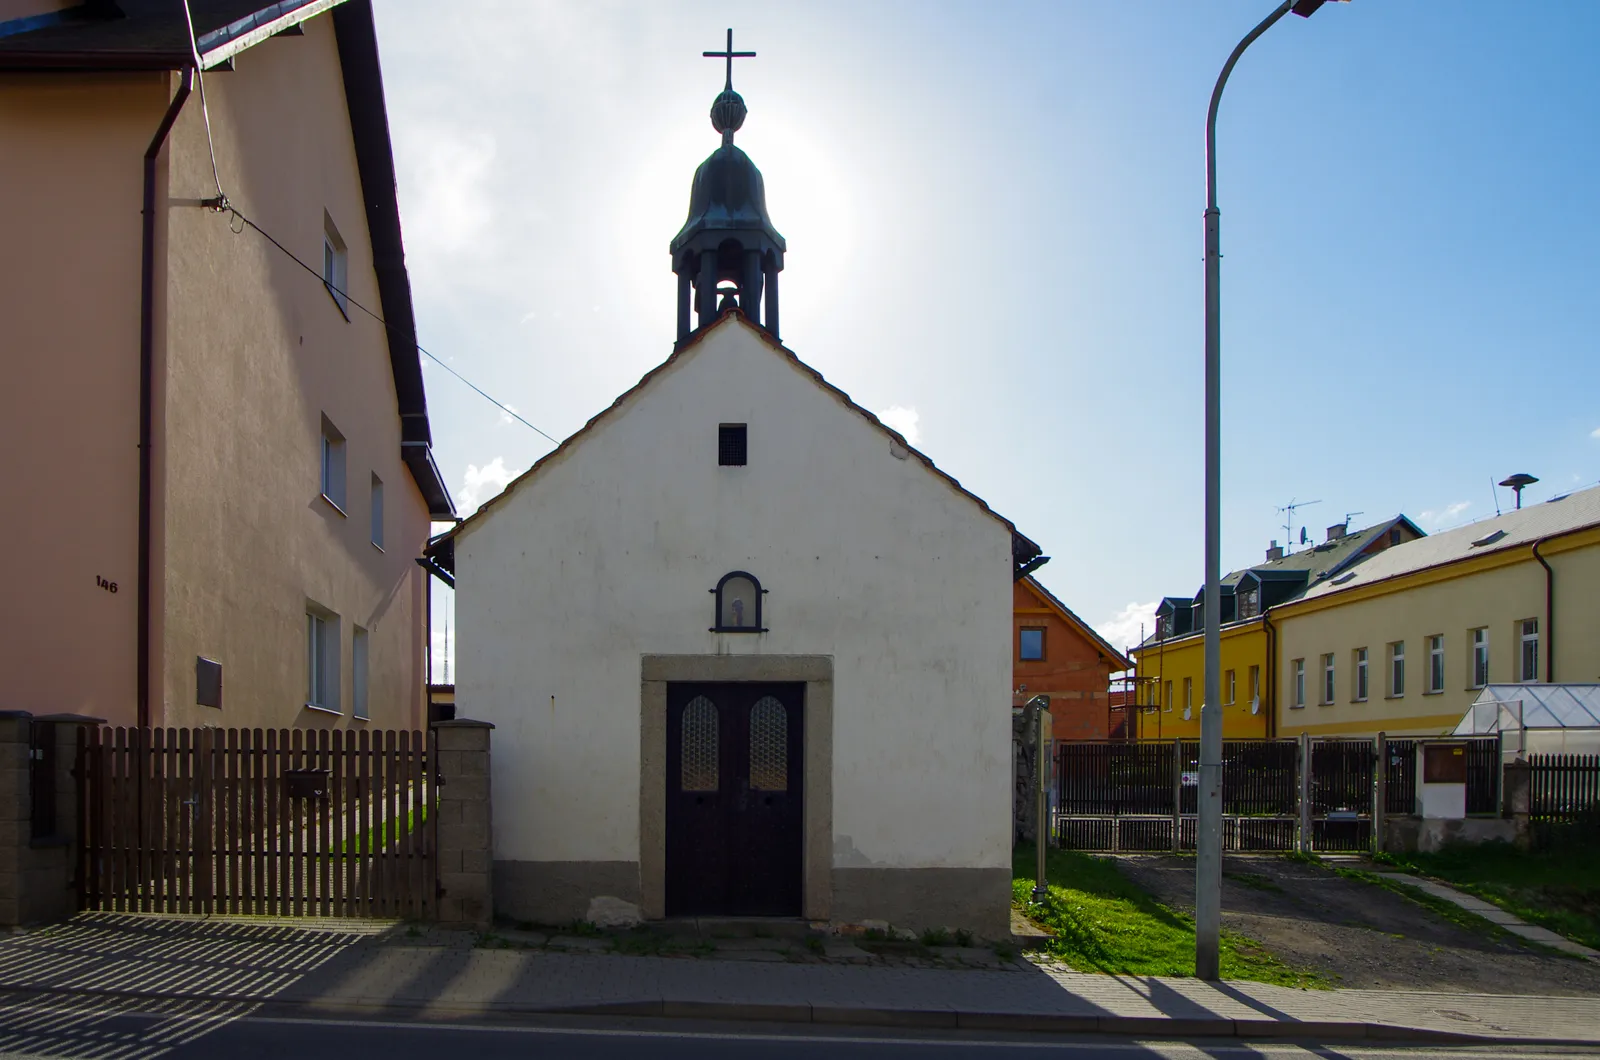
(671, 29, 786, 341)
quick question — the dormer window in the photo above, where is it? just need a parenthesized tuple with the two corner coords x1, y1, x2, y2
(1237, 583, 1260, 620)
(711, 570, 766, 632)
(1156, 614, 1174, 639)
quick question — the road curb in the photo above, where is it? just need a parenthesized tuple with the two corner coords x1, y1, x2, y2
(2, 982, 1594, 1046)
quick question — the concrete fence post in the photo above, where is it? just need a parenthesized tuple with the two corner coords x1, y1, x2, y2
(1298, 731, 1313, 855)
(1171, 737, 1183, 853)
(1373, 732, 1387, 855)
(432, 718, 495, 929)
(1502, 759, 1532, 848)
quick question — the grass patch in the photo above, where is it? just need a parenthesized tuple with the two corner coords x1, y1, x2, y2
(1013, 844, 1328, 988)
(1374, 842, 1600, 951)
(339, 803, 428, 855)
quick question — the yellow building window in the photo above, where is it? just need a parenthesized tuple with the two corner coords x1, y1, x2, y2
(1224, 669, 1236, 705)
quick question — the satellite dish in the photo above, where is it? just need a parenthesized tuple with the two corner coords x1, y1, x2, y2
(1300, 527, 1309, 545)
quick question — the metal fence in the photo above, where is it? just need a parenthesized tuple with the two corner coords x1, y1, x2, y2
(1053, 735, 1501, 854)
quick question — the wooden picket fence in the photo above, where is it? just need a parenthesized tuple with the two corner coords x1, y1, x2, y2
(78, 726, 436, 918)
(1529, 753, 1600, 849)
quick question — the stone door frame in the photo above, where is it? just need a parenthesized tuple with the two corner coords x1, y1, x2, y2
(640, 655, 832, 920)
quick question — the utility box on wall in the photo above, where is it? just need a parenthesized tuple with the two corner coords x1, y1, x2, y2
(1417, 741, 1468, 820)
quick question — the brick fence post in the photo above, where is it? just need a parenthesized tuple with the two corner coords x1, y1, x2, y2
(0, 712, 105, 927)
(433, 719, 494, 928)
(0, 712, 29, 926)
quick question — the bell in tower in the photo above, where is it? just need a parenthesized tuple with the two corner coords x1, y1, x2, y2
(671, 29, 786, 341)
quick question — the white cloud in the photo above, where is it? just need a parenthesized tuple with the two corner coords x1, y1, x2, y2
(1097, 599, 1159, 659)
(1590, 426, 1600, 439)
(1419, 501, 1471, 528)
(391, 124, 497, 278)
(457, 456, 523, 512)
(876, 405, 921, 446)
(499, 403, 519, 426)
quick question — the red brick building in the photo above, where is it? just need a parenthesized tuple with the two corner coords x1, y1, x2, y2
(1014, 577, 1132, 740)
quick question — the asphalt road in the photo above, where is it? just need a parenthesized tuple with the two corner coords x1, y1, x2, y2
(2, 994, 1598, 1060)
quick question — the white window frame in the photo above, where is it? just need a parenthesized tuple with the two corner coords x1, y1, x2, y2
(1321, 653, 1335, 705)
(370, 473, 384, 550)
(1428, 634, 1444, 694)
(323, 211, 349, 317)
(1472, 627, 1489, 689)
(1292, 659, 1305, 709)
(1389, 641, 1405, 698)
(306, 606, 341, 713)
(320, 415, 347, 512)
(1520, 618, 1540, 683)
(1163, 680, 1173, 713)
(1354, 647, 1369, 702)
(1249, 665, 1261, 712)
(1224, 668, 1236, 706)
(1183, 677, 1193, 719)
(352, 626, 370, 721)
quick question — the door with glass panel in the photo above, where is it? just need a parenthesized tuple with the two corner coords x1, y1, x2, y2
(665, 682, 804, 916)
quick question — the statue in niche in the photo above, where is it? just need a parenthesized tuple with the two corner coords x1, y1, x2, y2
(713, 571, 764, 632)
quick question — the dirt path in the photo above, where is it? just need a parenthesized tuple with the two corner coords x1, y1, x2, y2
(1112, 854, 1600, 996)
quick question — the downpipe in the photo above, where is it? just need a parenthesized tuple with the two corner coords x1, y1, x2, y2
(138, 67, 194, 729)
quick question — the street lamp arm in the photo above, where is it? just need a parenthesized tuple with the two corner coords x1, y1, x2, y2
(1206, 0, 1294, 210)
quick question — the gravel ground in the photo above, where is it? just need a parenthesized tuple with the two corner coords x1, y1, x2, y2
(1112, 853, 1600, 996)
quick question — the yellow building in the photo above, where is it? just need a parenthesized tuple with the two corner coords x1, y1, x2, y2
(1275, 487, 1600, 738)
(1131, 517, 1423, 739)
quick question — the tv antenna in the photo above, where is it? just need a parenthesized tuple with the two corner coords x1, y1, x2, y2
(1277, 498, 1321, 554)
(1343, 511, 1363, 527)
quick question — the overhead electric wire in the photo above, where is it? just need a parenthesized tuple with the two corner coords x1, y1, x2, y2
(180, 0, 226, 203)
(219, 203, 559, 446)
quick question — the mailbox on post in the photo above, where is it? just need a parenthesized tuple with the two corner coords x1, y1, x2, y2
(1416, 741, 1468, 819)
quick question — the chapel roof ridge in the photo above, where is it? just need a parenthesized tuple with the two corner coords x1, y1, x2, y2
(441, 308, 1040, 563)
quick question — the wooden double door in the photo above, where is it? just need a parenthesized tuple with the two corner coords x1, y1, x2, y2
(665, 682, 804, 917)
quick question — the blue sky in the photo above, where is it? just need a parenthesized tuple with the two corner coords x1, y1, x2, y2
(371, 1, 1600, 666)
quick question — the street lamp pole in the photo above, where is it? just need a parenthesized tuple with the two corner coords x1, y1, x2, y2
(1198, 0, 1342, 980)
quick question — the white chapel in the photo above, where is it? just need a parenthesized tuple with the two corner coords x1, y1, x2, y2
(442, 38, 1042, 937)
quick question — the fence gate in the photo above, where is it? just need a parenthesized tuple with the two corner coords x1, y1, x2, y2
(78, 727, 436, 918)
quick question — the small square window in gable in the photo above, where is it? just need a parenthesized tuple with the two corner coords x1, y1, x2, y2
(718, 423, 747, 466)
(1020, 628, 1045, 661)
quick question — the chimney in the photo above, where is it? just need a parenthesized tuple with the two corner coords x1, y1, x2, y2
(1326, 522, 1347, 542)
(1266, 540, 1284, 562)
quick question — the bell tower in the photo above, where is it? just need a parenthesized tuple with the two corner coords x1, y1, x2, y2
(671, 29, 786, 341)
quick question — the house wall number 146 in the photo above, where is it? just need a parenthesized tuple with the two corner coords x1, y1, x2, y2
(97, 575, 119, 594)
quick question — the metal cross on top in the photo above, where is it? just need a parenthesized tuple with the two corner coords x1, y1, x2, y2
(703, 28, 754, 90)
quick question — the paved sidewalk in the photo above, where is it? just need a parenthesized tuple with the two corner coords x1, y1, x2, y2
(2, 913, 1599, 1045)
(1370, 871, 1600, 961)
